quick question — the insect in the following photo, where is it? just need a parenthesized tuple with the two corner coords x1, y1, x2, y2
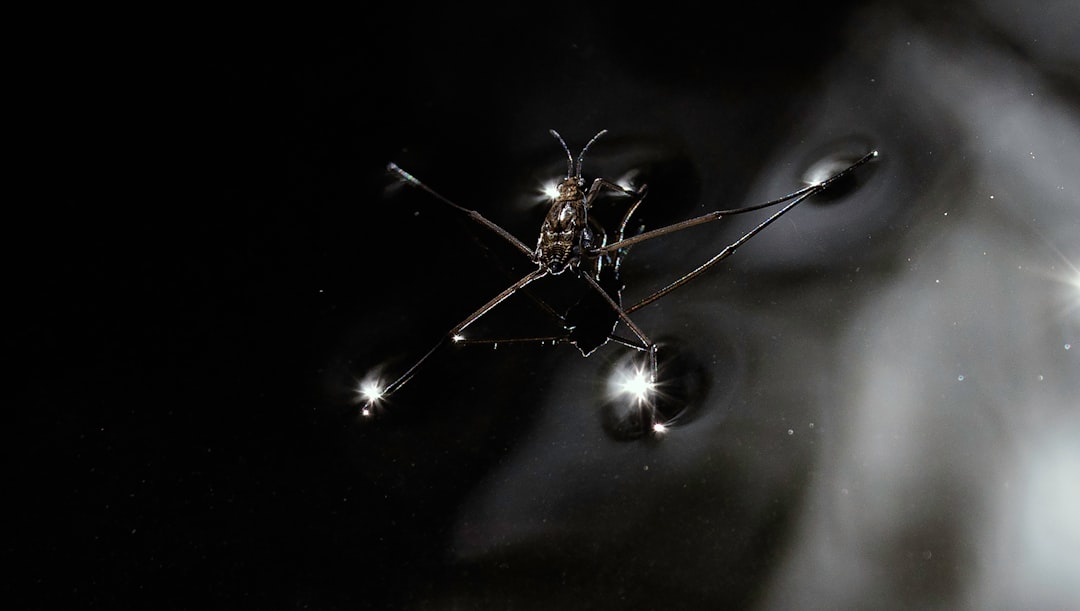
(359, 129, 878, 435)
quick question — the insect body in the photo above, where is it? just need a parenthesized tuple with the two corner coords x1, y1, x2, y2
(533, 131, 650, 356)
(361, 130, 878, 435)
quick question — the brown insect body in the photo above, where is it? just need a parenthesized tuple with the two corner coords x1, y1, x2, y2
(536, 177, 596, 275)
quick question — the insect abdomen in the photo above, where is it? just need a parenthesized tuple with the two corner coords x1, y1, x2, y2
(537, 199, 587, 274)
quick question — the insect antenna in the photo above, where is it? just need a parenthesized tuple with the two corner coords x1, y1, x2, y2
(549, 129, 574, 178)
(548, 129, 609, 179)
(576, 129, 608, 178)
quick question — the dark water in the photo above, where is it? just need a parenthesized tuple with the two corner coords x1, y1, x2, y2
(16, 1, 1078, 608)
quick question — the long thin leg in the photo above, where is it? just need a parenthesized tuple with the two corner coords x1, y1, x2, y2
(594, 151, 877, 255)
(389, 163, 562, 323)
(452, 335, 568, 347)
(388, 162, 535, 258)
(449, 267, 550, 337)
(616, 198, 644, 243)
(457, 220, 570, 325)
(579, 273, 659, 381)
(586, 178, 648, 204)
(587, 180, 647, 280)
(436, 319, 648, 352)
(605, 151, 879, 314)
(577, 272, 663, 434)
(585, 179, 648, 251)
(626, 187, 814, 314)
(367, 267, 548, 403)
(453, 323, 649, 353)
(609, 195, 645, 277)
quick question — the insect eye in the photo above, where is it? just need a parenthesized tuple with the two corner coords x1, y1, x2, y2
(599, 340, 708, 441)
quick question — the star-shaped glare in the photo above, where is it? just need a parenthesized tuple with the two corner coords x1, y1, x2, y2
(357, 378, 385, 417)
(608, 361, 657, 405)
(540, 180, 560, 201)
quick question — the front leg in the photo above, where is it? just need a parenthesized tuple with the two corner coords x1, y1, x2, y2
(585, 177, 648, 205)
(584, 179, 648, 269)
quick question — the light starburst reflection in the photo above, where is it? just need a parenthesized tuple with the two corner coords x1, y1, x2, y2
(1029, 243, 1080, 321)
(542, 182, 560, 201)
(358, 379, 385, 414)
(609, 362, 657, 405)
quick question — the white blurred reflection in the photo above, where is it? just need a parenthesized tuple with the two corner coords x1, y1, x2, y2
(761, 4, 1080, 608)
